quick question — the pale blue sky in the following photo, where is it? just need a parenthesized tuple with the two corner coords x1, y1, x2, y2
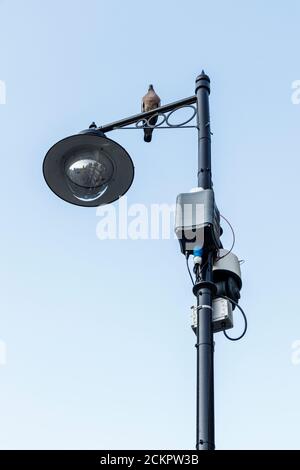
(0, 0, 300, 450)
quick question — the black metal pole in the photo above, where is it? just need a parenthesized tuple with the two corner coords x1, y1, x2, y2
(195, 71, 215, 450)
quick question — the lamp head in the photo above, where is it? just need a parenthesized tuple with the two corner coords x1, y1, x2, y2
(43, 128, 134, 207)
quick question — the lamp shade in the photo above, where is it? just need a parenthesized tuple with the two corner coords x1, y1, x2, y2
(43, 129, 134, 207)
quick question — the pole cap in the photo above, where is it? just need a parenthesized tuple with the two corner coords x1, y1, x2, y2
(195, 70, 210, 94)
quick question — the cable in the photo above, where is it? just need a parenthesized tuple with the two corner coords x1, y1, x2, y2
(219, 296, 247, 341)
(185, 252, 208, 285)
(217, 214, 235, 261)
(197, 259, 209, 281)
(193, 263, 199, 283)
(185, 253, 195, 285)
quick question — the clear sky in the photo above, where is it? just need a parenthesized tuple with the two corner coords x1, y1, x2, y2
(0, 0, 300, 450)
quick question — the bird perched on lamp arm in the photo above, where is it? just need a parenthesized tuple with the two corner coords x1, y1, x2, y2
(141, 84, 161, 143)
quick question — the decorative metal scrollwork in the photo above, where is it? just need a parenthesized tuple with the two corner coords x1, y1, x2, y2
(116, 105, 198, 130)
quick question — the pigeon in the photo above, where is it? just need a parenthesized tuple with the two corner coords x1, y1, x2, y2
(141, 84, 161, 142)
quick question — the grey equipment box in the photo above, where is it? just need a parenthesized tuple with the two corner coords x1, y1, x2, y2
(191, 297, 233, 334)
(175, 189, 220, 254)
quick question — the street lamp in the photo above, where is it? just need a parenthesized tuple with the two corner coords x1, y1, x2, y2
(43, 71, 245, 451)
(43, 127, 134, 207)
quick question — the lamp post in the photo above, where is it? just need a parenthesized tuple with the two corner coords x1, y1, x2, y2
(194, 72, 215, 450)
(43, 72, 221, 450)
